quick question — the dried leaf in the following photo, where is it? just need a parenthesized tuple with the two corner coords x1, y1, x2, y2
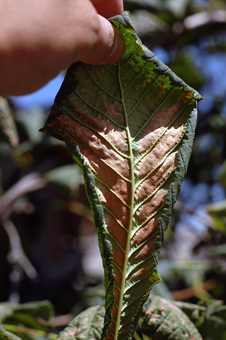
(41, 12, 202, 340)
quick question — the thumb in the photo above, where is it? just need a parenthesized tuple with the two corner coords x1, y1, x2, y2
(81, 15, 125, 65)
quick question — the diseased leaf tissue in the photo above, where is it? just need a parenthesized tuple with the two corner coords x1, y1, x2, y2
(42, 12, 202, 340)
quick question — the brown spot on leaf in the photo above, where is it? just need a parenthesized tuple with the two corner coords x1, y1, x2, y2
(113, 247, 125, 270)
(106, 216, 127, 248)
(133, 219, 158, 245)
(114, 287, 120, 304)
(84, 133, 130, 178)
(60, 104, 127, 153)
(138, 190, 168, 223)
(138, 104, 181, 153)
(137, 152, 178, 201)
(100, 128, 128, 154)
(98, 177, 130, 204)
(134, 267, 146, 278)
(105, 334, 113, 340)
(86, 155, 130, 202)
(112, 305, 117, 320)
(97, 183, 129, 226)
(114, 269, 122, 287)
(108, 323, 115, 335)
(47, 116, 130, 206)
(135, 242, 155, 260)
(138, 124, 185, 178)
(130, 263, 155, 281)
(104, 103, 120, 118)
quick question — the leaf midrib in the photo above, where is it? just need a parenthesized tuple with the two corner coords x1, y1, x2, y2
(113, 60, 135, 340)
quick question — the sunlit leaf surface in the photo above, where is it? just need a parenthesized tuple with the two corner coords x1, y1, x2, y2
(42, 12, 202, 340)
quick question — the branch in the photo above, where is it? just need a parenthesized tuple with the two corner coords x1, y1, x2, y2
(184, 10, 226, 30)
(131, 9, 226, 48)
(0, 172, 46, 222)
(3, 219, 38, 279)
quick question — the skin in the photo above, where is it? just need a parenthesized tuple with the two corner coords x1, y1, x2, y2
(0, 0, 125, 96)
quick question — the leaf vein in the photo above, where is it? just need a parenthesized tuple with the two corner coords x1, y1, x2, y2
(112, 261, 123, 273)
(74, 88, 126, 129)
(127, 75, 161, 117)
(94, 175, 130, 209)
(97, 198, 128, 232)
(132, 87, 175, 141)
(83, 63, 122, 101)
(134, 102, 189, 166)
(120, 44, 141, 69)
(62, 106, 129, 159)
(61, 123, 130, 183)
(104, 64, 118, 75)
(129, 230, 159, 258)
(134, 165, 177, 214)
(133, 202, 167, 235)
(123, 61, 149, 92)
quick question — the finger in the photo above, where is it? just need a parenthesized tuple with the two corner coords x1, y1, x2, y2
(79, 14, 125, 65)
(90, 0, 124, 18)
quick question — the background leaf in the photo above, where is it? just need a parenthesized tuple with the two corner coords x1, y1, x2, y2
(139, 295, 202, 340)
(41, 12, 202, 340)
(44, 164, 83, 197)
(0, 97, 19, 148)
(57, 305, 105, 340)
(206, 200, 226, 234)
(0, 301, 54, 340)
(175, 299, 226, 340)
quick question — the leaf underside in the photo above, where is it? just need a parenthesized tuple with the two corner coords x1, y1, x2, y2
(41, 12, 202, 340)
(58, 305, 105, 340)
(139, 295, 203, 340)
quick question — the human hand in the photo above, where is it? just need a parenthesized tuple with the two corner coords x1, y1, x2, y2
(0, 0, 125, 96)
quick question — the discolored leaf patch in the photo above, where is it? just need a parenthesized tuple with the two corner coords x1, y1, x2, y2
(41, 12, 202, 340)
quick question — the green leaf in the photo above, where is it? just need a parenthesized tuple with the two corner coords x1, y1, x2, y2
(0, 301, 54, 340)
(139, 295, 203, 340)
(218, 159, 226, 188)
(176, 299, 226, 340)
(197, 299, 226, 340)
(58, 305, 105, 340)
(206, 200, 226, 234)
(0, 97, 19, 148)
(44, 164, 83, 196)
(41, 12, 202, 340)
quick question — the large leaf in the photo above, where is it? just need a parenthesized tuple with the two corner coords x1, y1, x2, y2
(175, 299, 226, 340)
(138, 295, 202, 340)
(57, 305, 105, 340)
(41, 12, 202, 340)
(0, 301, 54, 340)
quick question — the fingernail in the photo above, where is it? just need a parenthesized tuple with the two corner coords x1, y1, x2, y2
(101, 25, 125, 64)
